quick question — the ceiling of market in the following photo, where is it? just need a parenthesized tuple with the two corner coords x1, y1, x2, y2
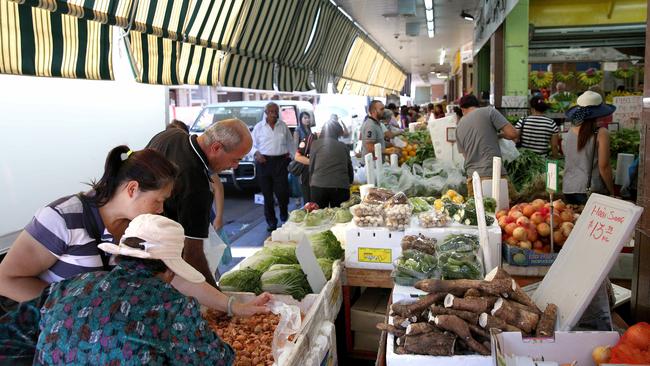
(335, 0, 480, 87)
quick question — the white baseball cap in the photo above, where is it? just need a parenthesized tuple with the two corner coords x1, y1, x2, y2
(98, 214, 205, 283)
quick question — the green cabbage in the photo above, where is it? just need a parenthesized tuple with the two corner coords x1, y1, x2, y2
(317, 258, 334, 280)
(334, 208, 353, 223)
(219, 268, 262, 294)
(260, 264, 311, 300)
(289, 209, 307, 223)
(308, 230, 344, 260)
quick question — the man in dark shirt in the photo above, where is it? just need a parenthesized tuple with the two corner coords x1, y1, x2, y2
(147, 119, 252, 287)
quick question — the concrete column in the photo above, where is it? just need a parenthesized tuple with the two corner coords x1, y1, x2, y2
(489, 25, 505, 107)
(503, 0, 529, 99)
(631, 1, 650, 323)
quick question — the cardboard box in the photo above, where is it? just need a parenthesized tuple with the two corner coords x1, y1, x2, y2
(502, 244, 557, 267)
(354, 331, 381, 352)
(351, 288, 390, 334)
(491, 330, 620, 366)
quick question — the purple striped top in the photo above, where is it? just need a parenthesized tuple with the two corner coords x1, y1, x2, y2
(24, 194, 115, 284)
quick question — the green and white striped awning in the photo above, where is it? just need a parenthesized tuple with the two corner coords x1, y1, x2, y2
(0, 0, 113, 80)
(3, 0, 406, 95)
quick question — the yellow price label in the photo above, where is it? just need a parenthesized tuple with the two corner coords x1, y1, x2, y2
(358, 248, 392, 263)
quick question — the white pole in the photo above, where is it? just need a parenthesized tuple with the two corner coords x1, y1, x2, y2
(374, 143, 383, 186)
(364, 153, 375, 186)
(492, 157, 502, 212)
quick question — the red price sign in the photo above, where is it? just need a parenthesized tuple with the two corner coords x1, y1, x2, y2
(588, 205, 625, 244)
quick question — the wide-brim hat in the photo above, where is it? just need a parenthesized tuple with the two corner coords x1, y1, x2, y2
(565, 91, 616, 123)
(98, 214, 205, 283)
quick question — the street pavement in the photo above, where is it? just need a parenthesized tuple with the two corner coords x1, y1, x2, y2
(216, 187, 302, 274)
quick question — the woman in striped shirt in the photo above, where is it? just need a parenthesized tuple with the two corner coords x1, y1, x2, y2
(515, 96, 561, 157)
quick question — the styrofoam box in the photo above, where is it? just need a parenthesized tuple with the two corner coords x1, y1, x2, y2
(345, 226, 405, 270)
(404, 224, 502, 274)
(386, 315, 491, 366)
(491, 330, 620, 366)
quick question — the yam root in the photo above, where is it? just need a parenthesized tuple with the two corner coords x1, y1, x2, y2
(415, 278, 513, 296)
(406, 322, 435, 336)
(478, 313, 522, 333)
(487, 268, 540, 311)
(429, 306, 479, 324)
(491, 298, 539, 334)
(444, 294, 490, 314)
(503, 298, 541, 316)
(403, 332, 456, 356)
(391, 293, 446, 317)
(464, 288, 482, 298)
(392, 315, 413, 329)
(467, 323, 490, 340)
(376, 323, 406, 337)
(535, 303, 558, 337)
(433, 315, 491, 356)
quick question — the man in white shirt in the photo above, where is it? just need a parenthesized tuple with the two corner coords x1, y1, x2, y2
(252, 102, 295, 231)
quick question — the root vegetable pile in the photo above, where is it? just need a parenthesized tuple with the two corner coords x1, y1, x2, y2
(497, 199, 578, 255)
(205, 310, 278, 366)
(379, 269, 558, 356)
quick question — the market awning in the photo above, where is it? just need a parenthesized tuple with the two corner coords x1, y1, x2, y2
(3, 0, 406, 95)
(0, 0, 113, 80)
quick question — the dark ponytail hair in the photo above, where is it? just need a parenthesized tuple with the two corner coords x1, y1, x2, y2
(577, 118, 598, 151)
(87, 145, 177, 206)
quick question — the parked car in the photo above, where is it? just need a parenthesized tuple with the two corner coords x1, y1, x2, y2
(190, 100, 314, 190)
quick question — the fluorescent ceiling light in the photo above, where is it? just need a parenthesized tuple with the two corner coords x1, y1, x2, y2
(428, 29, 434, 38)
(436, 73, 448, 79)
(439, 48, 446, 65)
(424, 0, 433, 9)
(425, 9, 433, 21)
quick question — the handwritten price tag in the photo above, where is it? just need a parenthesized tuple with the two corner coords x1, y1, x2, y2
(358, 248, 392, 263)
(587, 204, 625, 244)
(546, 160, 558, 192)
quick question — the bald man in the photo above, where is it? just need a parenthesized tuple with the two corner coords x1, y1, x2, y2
(147, 119, 252, 287)
(252, 102, 295, 232)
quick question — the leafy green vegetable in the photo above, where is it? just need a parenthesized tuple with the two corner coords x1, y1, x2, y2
(238, 246, 297, 272)
(437, 234, 479, 253)
(260, 264, 311, 300)
(483, 197, 496, 213)
(265, 245, 298, 264)
(289, 209, 307, 223)
(409, 197, 431, 213)
(317, 258, 334, 280)
(505, 149, 547, 192)
(610, 128, 640, 157)
(308, 230, 344, 260)
(394, 250, 437, 279)
(219, 268, 262, 294)
(340, 195, 361, 209)
(334, 208, 353, 223)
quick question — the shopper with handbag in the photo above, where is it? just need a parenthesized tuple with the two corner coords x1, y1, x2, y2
(562, 91, 616, 205)
(309, 123, 354, 208)
(291, 112, 317, 204)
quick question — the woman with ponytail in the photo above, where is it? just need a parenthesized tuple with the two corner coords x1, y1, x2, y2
(0, 145, 177, 302)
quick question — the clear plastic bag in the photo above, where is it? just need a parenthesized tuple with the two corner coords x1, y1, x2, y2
(401, 235, 437, 255)
(394, 250, 438, 279)
(350, 203, 384, 217)
(363, 187, 395, 205)
(353, 215, 384, 227)
(499, 138, 520, 163)
(418, 210, 451, 228)
(270, 300, 302, 363)
(436, 234, 484, 280)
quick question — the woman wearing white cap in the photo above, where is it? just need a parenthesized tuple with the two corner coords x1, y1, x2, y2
(563, 91, 616, 204)
(25, 214, 245, 365)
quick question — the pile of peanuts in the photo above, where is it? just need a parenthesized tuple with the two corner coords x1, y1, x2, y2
(205, 310, 279, 366)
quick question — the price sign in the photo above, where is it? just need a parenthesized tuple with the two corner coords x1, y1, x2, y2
(546, 160, 558, 192)
(358, 248, 392, 263)
(532, 194, 643, 331)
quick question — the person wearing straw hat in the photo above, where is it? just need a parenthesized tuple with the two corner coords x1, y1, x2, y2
(28, 214, 269, 365)
(563, 91, 616, 204)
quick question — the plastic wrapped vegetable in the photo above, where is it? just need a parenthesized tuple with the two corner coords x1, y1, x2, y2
(410, 197, 432, 213)
(350, 204, 384, 217)
(436, 234, 479, 253)
(383, 191, 409, 208)
(363, 187, 395, 205)
(418, 211, 451, 228)
(353, 215, 384, 227)
(401, 235, 437, 255)
(288, 209, 307, 223)
(260, 264, 311, 300)
(438, 251, 483, 280)
(304, 210, 327, 227)
(317, 258, 334, 280)
(394, 250, 437, 279)
(334, 208, 353, 223)
(219, 268, 262, 294)
(308, 230, 344, 260)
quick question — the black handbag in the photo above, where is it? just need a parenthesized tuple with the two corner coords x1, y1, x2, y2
(288, 160, 305, 177)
